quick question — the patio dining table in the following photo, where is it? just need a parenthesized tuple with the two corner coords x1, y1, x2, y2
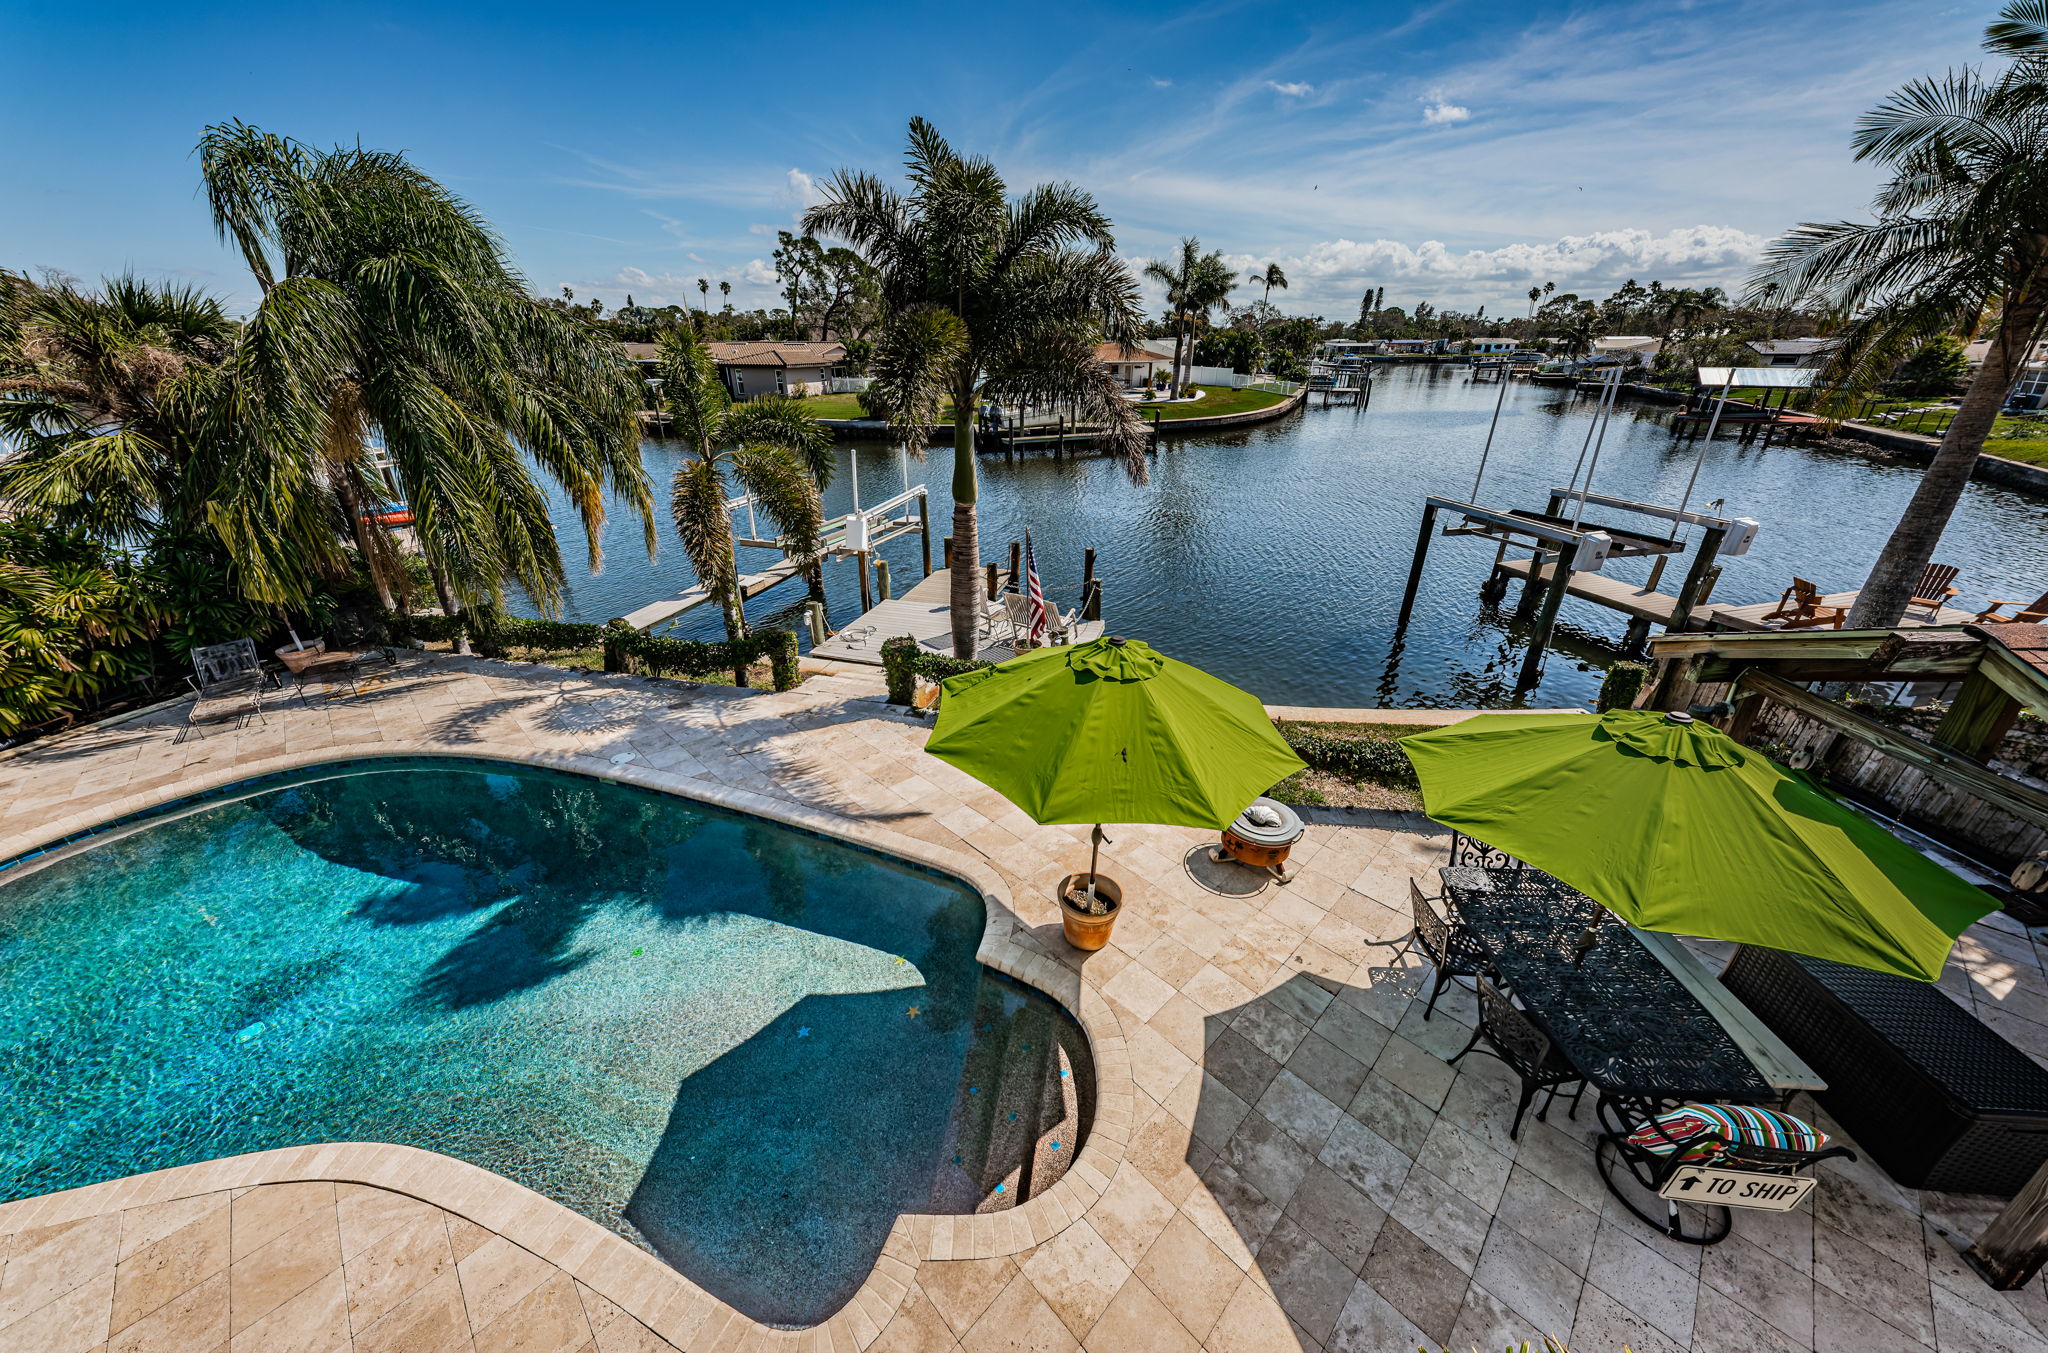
(1439, 866, 1775, 1110)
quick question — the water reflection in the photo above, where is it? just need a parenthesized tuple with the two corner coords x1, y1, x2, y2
(525, 369, 2048, 710)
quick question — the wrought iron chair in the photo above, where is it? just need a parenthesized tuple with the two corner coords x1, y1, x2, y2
(1594, 1096, 1856, 1245)
(1402, 877, 1495, 1020)
(1446, 831, 1529, 881)
(1449, 978, 1586, 1138)
(183, 639, 275, 738)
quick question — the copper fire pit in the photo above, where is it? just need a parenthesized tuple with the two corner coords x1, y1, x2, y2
(1212, 797, 1305, 882)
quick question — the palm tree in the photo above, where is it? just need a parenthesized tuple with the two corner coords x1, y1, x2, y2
(1254, 262, 1288, 306)
(0, 271, 238, 547)
(194, 122, 653, 641)
(720, 281, 732, 310)
(1145, 239, 1236, 396)
(803, 117, 1148, 659)
(697, 278, 710, 313)
(655, 334, 828, 642)
(1754, 4, 2048, 626)
(1527, 285, 1542, 318)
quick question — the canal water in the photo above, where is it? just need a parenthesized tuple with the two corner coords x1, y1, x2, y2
(531, 366, 2048, 710)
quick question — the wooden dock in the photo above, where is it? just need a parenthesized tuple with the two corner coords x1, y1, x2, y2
(614, 557, 807, 632)
(1494, 558, 1689, 625)
(1706, 590, 1980, 631)
(810, 569, 1105, 666)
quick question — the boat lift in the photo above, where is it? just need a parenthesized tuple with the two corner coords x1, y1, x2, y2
(618, 443, 932, 633)
(1395, 368, 1759, 686)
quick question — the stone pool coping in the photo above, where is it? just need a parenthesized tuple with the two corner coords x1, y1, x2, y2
(0, 738, 1136, 1348)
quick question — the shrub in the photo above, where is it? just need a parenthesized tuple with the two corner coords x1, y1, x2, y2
(881, 635, 992, 705)
(1597, 662, 1649, 712)
(1280, 726, 1418, 786)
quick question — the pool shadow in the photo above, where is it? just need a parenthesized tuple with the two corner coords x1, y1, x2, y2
(621, 988, 962, 1327)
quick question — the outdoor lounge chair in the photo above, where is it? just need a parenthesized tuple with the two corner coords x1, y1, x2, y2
(1450, 978, 1587, 1138)
(184, 638, 275, 738)
(1001, 591, 1078, 648)
(1974, 589, 2048, 626)
(1595, 1097, 1854, 1245)
(1907, 562, 1961, 620)
(1760, 578, 1848, 630)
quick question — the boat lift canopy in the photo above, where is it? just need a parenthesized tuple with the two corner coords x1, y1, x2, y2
(1697, 367, 1818, 389)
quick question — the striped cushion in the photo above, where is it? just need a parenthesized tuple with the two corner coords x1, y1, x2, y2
(1626, 1103, 1828, 1163)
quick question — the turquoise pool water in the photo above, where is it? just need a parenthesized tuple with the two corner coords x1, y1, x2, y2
(0, 760, 1071, 1324)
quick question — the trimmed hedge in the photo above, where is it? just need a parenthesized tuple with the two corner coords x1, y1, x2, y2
(383, 609, 799, 691)
(604, 622, 799, 691)
(1281, 726, 1418, 786)
(881, 635, 992, 705)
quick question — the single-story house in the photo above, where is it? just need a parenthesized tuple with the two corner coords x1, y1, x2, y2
(1316, 339, 1378, 360)
(1383, 338, 1439, 354)
(1963, 337, 2048, 408)
(1095, 342, 1177, 386)
(618, 340, 848, 400)
(1746, 338, 1835, 368)
(1466, 338, 1518, 355)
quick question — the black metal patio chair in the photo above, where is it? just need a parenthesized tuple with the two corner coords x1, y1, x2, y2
(1449, 978, 1587, 1138)
(1401, 877, 1495, 1020)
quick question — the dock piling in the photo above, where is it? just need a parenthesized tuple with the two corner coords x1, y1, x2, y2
(805, 601, 828, 647)
(1396, 504, 1440, 626)
(985, 562, 999, 600)
(919, 498, 932, 576)
(875, 559, 891, 602)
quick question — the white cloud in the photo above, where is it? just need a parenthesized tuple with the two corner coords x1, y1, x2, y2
(1421, 99, 1470, 125)
(1267, 81, 1314, 97)
(740, 258, 780, 286)
(1195, 226, 1770, 311)
(784, 168, 823, 207)
(1149, 77, 1173, 88)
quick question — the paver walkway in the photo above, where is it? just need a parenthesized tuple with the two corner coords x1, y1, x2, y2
(3, 653, 2047, 1353)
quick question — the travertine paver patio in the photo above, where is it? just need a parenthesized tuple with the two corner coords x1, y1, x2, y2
(3, 652, 2048, 1353)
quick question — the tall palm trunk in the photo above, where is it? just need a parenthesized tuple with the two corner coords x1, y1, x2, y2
(1173, 313, 1191, 396)
(1849, 276, 2048, 628)
(333, 473, 396, 611)
(428, 559, 471, 655)
(950, 374, 981, 659)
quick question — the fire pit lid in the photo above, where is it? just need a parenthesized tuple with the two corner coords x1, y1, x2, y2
(1228, 796, 1303, 846)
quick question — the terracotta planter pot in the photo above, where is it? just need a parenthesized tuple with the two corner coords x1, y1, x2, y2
(274, 640, 328, 673)
(1057, 873, 1123, 951)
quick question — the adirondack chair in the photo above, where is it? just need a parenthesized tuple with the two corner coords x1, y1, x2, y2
(1760, 578, 1849, 631)
(1002, 591, 1078, 647)
(1908, 562, 1962, 620)
(1975, 589, 2048, 626)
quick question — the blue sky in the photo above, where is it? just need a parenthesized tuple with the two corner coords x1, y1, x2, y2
(2, 0, 1992, 320)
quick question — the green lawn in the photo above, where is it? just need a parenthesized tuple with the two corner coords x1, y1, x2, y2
(1147, 384, 1291, 420)
(795, 384, 1287, 423)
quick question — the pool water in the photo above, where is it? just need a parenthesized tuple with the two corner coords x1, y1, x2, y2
(0, 761, 1074, 1324)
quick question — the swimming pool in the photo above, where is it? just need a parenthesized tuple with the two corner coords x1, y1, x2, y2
(0, 759, 1089, 1325)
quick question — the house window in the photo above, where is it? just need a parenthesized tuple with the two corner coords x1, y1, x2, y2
(732, 371, 745, 396)
(776, 369, 787, 395)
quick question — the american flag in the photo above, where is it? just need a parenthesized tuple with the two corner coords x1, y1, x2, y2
(1024, 529, 1049, 646)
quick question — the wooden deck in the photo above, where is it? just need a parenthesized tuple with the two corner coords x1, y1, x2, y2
(1494, 557, 1688, 625)
(1707, 589, 1979, 631)
(810, 568, 1104, 666)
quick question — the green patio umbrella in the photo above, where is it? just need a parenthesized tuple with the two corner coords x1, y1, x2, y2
(1402, 708, 1996, 981)
(926, 636, 1306, 886)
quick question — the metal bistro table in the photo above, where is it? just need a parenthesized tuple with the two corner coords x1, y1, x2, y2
(1440, 865, 1793, 1242)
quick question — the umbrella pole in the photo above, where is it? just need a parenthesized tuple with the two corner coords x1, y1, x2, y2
(1088, 824, 1102, 891)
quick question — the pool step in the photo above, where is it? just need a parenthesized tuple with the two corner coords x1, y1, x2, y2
(930, 980, 1094, 1214)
